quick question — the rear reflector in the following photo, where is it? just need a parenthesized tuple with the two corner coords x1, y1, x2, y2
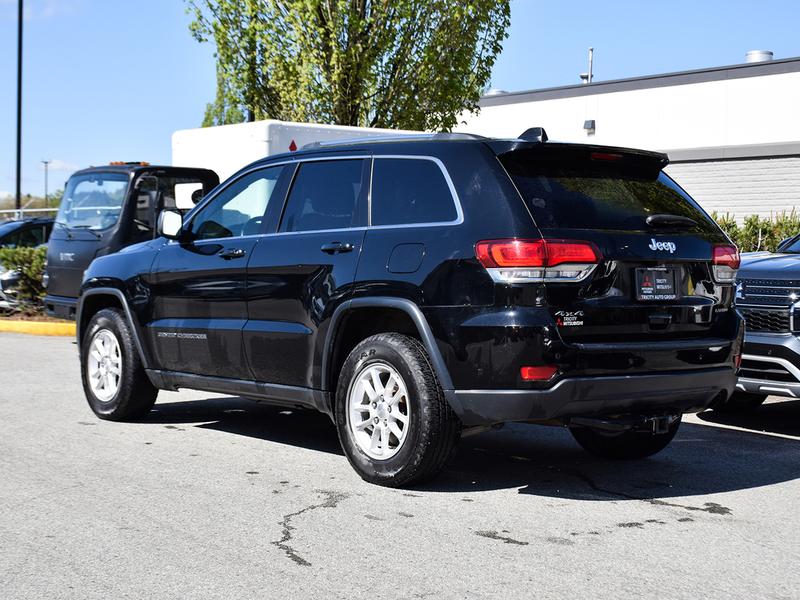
(520, 365, 558, 381)
(712, 244, 740, 283)
(476, 239, 600, 283)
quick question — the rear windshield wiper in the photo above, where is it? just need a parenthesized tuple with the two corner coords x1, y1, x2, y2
(645, 214, 697, 229)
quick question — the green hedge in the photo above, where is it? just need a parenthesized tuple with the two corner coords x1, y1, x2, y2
(0, 246, 47, 312)
(710, 211, 800, 253)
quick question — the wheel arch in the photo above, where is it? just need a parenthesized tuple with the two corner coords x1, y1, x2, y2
(322, 297, 455, 412)
(77, 288, 150, 369)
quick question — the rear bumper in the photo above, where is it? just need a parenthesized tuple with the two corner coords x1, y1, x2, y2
(44, 295, 77, 320)
(447, 367, 736, 426)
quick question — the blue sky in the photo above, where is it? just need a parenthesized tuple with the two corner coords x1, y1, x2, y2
(1, 0, 799, 197)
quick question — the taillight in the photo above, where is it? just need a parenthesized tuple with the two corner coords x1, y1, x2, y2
(712, 244, 740, 283)
(475, 239, 600, 283)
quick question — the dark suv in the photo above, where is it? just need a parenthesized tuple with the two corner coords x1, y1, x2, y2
(75, 130, 743, 486)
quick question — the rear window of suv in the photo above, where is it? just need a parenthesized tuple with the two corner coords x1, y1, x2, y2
(500, 149, 716, 233)
(371, 158, 458, 226)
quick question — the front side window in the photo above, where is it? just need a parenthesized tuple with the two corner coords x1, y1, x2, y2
(56, 173, 129, 231)
(191, 166, 285, 240)
(371, 158, 457, 226)
(279, 159, 366, 233)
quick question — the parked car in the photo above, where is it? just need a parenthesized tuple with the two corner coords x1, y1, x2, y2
(725, 235, 800, 409)
(75, 129, 742, 487)
(0, 217, 54, 310)
(0, 217, 53, 248)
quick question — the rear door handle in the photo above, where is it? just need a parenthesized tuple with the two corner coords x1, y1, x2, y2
(219, 248, 247, 259)
(320, 242, 354, 254)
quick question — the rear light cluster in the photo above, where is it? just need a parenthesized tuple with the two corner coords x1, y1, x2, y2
(712, 244, 740, 283)
(475, 239, 601, 283)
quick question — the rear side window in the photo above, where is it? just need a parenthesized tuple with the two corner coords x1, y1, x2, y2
(371, 158, 457, 226)
(501, 151, 716, 233)
(280, 159, 366, 232)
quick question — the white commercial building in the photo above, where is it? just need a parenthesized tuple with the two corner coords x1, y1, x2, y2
(456, 54, 800, 221)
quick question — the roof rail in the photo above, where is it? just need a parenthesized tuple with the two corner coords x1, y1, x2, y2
(302, 132, 485, 150)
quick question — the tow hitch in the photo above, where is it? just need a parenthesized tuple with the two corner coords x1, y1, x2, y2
(569, 414, 679, 434)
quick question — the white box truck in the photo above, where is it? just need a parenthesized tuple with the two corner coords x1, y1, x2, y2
(172, 119, 416, 182)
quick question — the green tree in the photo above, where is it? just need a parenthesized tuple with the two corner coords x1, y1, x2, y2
(187, 0, 511, 131)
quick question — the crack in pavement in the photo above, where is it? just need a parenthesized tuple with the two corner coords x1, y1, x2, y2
(272, 490, 348, 566)
(561, 468, 732, 515)
(475, 530, 529, 545)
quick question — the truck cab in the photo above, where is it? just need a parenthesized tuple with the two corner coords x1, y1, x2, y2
(44, 163, 218, 319)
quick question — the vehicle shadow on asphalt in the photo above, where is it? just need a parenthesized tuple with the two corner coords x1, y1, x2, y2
(141, 395, 800, 502)
(429, 416, 800, 500)
(140, 396, 344, 456)
(695, 400, 800, 437)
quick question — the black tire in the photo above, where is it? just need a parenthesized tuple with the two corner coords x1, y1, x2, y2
(335, 333, 461, 487)
(80, 307, 158, 421)
(716, 391, 767, 413)
(569, 416, 681, 460)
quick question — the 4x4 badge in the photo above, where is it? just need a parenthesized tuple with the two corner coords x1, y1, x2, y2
(648, 238, 676, 253)
(555, 310, 584, 327)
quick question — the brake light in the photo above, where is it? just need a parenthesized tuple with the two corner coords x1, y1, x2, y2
(475, 239, 600, 283)
(590, 152, 623, 162)
(712, 244, 740, 283)
(520, 365, 558, 381)
(476, 239, 546, 267)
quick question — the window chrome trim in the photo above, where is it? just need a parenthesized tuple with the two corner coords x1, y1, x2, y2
(172, 152, 463, 244)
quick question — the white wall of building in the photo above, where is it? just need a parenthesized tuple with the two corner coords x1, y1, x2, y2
(456, 72, 800, 153)
(666, 157, 800, 220)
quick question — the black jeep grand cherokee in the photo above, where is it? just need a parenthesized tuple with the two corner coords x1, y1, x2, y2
(76, 130, 743, 486)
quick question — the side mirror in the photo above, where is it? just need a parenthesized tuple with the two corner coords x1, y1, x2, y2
(158, 210, 184, 240)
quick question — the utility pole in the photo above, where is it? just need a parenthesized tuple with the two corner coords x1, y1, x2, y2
(42, 160, 50, 207)
(15, 0, 23, 211)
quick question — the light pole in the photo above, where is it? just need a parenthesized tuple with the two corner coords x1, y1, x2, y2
(42, 160, 50, 208)
(15, 0, 23, 212)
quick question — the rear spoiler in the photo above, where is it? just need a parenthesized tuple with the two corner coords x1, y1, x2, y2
(486, 140, 670, 170)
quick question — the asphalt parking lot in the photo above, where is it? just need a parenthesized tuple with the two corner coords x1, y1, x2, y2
(1, 333, 799, 599)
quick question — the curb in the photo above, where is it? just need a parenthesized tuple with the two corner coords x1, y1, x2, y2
(0, 319, 76, 337)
